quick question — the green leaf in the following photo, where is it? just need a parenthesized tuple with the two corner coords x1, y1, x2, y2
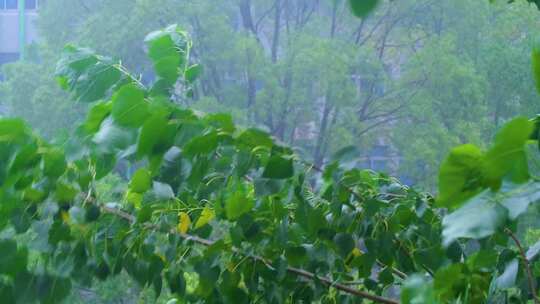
(348, 0, 379, 19)
(130, 168, 152, 193)
(254, 178, 285, 196)
(262, 155, 294, 179)
(185, 64, 203, 83)
(332, 145, 360, 163)
(236, 128, 274, 149)
(0, 119, 28, 143)
(401, 275, 438, 304)
(533, 47, 540, 94)
(166, 269, 186, 297)
(152, 181, 175, 200)
(204, 113, 235, 133)
(145, 25, 189, 91)
(333, 233, 355, 258)
(55, 182, 78, 204)
(0, 240, 28, 277)
(499, 181, 540, 220)
(83, 101, 112, 134)
(183, 132, 218, 157)
(527, 240, 540, 261)
(9, 142, 39, 174)
(467, 250, 498, 271)
(56, 45, 125, 103)
(484, 117, 533, 184)
(285, 246, 307, 266)
(494, 259, 519, 289)
(438, 144, 485, 209)
(111, 84, 149, 128)
(195, 206, 215, 229)
(442, 190, 508, 246)
(433, 264, 464, 301)
(378, 267, 394, 285)
(92, 117, 134, 153)
(36, 275, 72, 304)
(225, 183, 255, 221)
(84, 205, 101, 222)
(137, 112, 175, 158)
(194, 262, 220, 298)
(42, 148, 67, 179)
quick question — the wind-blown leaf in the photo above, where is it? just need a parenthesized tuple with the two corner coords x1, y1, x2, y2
(484, 117, 533, 185)
(152, 181, 175, 200)
(83, 101, 112, 134)
(437, 144, 485, 209)
(348, 0, 379, 18)
(494, 259, 519, 289)
(225, 183, 254, 220)
(332, 145, 360, 163)
(499, 181, 540, 219)
(401, 275, 438, 304)
(0, 119, 28, 143)
(262, 155, 294, 179)
(130, 168, 152, 194)
(527, 240, 540, 261)
(145, 24, 190, 93)
(442, 190, 508, 246)
(55, 45, 127, 103)
(137, 112, 175, 158)
(195, 207, 215, 229)
(111, 84, 149, 128)
(185, 64, 203, 83)
(236, 128, 273, 149)
(92, 117, 135, 153)
(182, 132, 218, 157)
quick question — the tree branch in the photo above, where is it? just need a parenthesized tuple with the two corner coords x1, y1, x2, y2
(505, 228, 539, 304)
(93, 202, 399, 304)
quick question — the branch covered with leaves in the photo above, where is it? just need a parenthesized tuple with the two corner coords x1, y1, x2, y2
(1, 11, 540, 303)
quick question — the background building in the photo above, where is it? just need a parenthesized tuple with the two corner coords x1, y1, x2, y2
(0, 0, 39, 65)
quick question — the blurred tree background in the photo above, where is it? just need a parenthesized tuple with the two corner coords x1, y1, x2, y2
(2, 0, 539, 189)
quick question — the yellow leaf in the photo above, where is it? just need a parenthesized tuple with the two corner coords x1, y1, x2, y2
(352, 248, 362, 257)
(157, 253, 167, 263)
(178, 212, 191, 234)
(61, 211, 70, 224)
(195, 206, 215, 229)
(126, 190, 143, 209)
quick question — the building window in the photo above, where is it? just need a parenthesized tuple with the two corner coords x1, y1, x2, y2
(5, 0, 17, 9)
(0, 0, 37, 10)
(26, 0, 37, 9)
(0, 53, 20, 65)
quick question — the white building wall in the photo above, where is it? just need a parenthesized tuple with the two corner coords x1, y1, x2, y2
(0, 1, 39, 60)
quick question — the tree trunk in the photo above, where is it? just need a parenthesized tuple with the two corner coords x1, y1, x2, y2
(271, 0, 282, 63)
(314, 99, 332, 168)
(239, 0, 259, 120)
(239, 0, 258, 36)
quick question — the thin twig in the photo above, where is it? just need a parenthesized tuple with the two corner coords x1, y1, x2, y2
(505, 228, 539, 304)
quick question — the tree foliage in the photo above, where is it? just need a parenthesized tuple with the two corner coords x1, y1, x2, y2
(0, 14, 540, 302)
(1, 1, 540, 303)
(2, 0, 539, 188)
